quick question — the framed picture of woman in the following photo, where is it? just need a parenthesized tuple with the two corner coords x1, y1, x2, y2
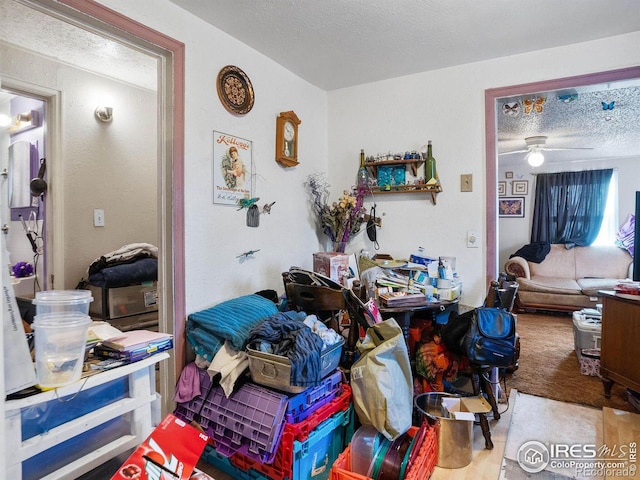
(212, 131, 254, 205)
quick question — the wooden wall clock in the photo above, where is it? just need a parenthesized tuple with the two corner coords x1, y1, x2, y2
(275, 110, 301, 167)
(216, 65, 254, 115)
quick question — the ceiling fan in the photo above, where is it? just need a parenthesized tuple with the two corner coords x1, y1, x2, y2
(499, 135, 594, 167)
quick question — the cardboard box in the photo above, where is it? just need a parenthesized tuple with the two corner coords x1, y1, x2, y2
(313, 252, 349, 284)
(111, 414, 208, 480)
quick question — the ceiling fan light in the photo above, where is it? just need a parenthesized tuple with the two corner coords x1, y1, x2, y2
(527, 151, 544, 167)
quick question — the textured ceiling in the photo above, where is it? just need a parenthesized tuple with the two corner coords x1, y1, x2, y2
(1, 0, 640, 163)
(168, 0, 640, 91)
(497, 85, 640, 165)
(0, 0, 157, 91)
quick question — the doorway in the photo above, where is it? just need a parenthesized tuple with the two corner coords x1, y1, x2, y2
(1, 0, 186, 415)
(484, 66, 640, 284)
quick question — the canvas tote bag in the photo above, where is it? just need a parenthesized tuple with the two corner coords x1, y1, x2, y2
(350, 318, 413, 440)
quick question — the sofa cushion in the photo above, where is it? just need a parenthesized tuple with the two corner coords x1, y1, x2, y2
(574, 246, 632, 279)
(577, 278, 623, 297)
(529, 244, 577, 279)
(516, 276, 582, 295)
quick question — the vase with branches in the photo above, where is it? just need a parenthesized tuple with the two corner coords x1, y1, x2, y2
(305, 173, 367, 253)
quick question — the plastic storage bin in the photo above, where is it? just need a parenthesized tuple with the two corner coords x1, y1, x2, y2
(88, 282, 158, 319)
(173, 368, 288, 464)
(32, 290, 93, 315)
(206, 405, 353, 480)
(285, 370, 343, 423)
(247, 339, 343, 393)
(572, 311, 602, 357)
(330, 423, 438, 480)
(230, 385, 352, 480)
(33, 313, 91, 388)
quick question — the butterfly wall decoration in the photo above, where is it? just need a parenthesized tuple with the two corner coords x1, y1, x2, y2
(523, 97, 546, 114)
(601, 101, 615, 110)
(557, 93, 578, 103)
(502, 102, 519, 116)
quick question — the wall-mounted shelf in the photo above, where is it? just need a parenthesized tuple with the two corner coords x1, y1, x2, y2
(364, 158, 442, 204)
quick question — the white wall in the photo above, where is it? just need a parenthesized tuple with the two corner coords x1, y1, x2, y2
(328, 32, 640, 307)
(99, 0, 329, 313)
(498, 156, 640, 271)
(28, 0, 640, 312)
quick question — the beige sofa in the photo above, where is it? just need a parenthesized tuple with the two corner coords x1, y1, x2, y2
(504, 244, 633, 312)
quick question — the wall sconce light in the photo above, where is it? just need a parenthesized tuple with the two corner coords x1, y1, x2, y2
(7, 110, 39, 134)
(95, 106, 113, 123)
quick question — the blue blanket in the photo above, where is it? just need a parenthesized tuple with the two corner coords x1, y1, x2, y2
(186, 294, 278, 361)
(246, 311, 324, 387)
(88, 257, 157, 288)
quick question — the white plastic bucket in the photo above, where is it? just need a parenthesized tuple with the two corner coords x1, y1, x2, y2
(32, 290, 94, 316)
(33, 313, 91, 388)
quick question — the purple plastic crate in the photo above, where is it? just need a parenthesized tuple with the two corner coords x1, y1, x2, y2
(173, 365, 288, 463)
(203, 382, 288, 464)
(285, 370, 343, 424)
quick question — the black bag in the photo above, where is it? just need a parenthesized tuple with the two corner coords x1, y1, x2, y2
(441, 310, 473, 357)
(462, 307, 517, 367)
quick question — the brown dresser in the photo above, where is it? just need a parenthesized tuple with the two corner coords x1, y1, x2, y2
(600, 291, 640, 397)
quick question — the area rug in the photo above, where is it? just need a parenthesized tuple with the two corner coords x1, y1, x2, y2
(500, 392, 603, 480)
(505, 312, 635, 413)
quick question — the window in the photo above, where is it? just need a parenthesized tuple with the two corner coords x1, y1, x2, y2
(592, 171, 618, 246)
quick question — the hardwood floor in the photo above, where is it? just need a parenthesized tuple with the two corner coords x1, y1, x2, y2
(81, 388, 640, 479)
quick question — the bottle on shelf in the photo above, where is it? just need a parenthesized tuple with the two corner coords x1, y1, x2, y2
(357, 148, 369, 187)
(438, 257, 446, 280)
(424, 140, 439, 186)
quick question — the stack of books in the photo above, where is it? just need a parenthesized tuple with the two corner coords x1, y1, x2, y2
(94, 330, 173, 363)
(378, 291, 429, 307)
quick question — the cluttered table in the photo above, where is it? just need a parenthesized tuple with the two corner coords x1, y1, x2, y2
(359, 256, 463, 346)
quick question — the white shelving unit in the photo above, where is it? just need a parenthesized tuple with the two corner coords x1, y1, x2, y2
(4, 353, 168, 480)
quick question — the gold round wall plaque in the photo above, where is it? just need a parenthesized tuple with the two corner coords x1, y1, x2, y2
(216, 65, 255, 115)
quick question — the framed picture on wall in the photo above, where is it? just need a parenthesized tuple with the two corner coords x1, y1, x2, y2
(498, 181, 506, 196)
(212, 131, 254, 205)
(505, 171, 514, 179)
(512, 180, 528, 195)
(499, 197, 525, 218)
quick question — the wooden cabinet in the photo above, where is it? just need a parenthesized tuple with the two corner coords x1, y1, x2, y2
(600, 291, 640, 397)
(364, 159, 442, 204)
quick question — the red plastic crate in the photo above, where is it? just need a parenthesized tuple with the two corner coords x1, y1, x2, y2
(230, 384, 352, 480)
(285, 383, 352, 442)
(330, 422, 437, 480)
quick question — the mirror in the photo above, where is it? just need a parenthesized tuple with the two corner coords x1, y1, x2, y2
(1, 0, 186, 413)
(485, 67, 640, 283)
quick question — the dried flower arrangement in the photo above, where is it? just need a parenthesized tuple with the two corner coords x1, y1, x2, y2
(305, 173, 366, 252)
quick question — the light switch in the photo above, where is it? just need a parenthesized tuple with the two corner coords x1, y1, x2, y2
(94, 209, 105, 227)
(461, 174, 473, 192)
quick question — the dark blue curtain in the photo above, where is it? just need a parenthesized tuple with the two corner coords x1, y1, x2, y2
(531, 169, 613, 246)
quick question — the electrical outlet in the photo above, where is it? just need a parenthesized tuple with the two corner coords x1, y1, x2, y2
(467, 230, 479, 248)
(461, 174, 473, 192)
(94, 209, 105, 227)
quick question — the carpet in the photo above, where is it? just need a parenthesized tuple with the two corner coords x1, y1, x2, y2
(505, 312, 635, 412)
